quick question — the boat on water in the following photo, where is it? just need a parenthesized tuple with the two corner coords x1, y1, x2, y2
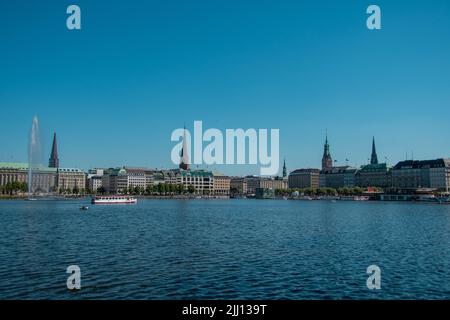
(424, 195, 450, 204)
(437, 197, 450, 204)
(91, 195, 137, 205)
(340, 196, 370, 201)
(417, 194, 438, 202)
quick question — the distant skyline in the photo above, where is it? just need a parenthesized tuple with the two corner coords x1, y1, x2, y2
(1, 0, 450, 175)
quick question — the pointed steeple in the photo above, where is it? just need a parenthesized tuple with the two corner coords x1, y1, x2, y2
(282, 158, 287, 178)
(179, 125, 190, 171)
(370, 136, 378, 165)
(48, 131, 59, 168)
(322, 130, 332, 170)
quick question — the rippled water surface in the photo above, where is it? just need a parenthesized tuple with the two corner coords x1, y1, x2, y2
(1, 199, 450, 299)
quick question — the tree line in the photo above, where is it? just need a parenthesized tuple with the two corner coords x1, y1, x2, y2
(0, 181, 28, 195)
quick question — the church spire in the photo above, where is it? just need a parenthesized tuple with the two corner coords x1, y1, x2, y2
(179, 125, 190, 171)
(370, 136, 378, 165)
(282, 158, 287, 178)
(48, 131, 59, 168)
(322, 130, 332, 170)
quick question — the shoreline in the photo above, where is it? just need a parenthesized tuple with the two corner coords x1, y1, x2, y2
(1, 195, 449, 204)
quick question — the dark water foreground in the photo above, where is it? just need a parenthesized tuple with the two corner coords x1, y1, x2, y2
(0, 199, 449, 299)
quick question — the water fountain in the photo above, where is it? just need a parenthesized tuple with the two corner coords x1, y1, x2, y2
(28, 116, 42, 198)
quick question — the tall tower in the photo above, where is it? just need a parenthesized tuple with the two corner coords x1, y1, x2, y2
(48, 131, 59, 168)
(322, 131, 333, 170)
(179, 125, 190, 171)
(370, 136, 378, 165)
(282, 158, 287, 178)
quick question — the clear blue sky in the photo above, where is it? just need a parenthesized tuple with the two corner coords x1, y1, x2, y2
(1, 0, 449, 175)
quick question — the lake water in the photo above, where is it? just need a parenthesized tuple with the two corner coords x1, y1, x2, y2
(1, 199, 450, 299)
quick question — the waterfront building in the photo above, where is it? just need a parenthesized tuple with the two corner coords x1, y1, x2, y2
(159, 169, 181, 185)
(355, 163, 391, 188)
(260, 177, 288, 190)
(102, 168, 128, 194)
(123, 167, 147, 190)
(86, 168, 104, 192)
(230, 177, 248, 194)
(102, 167, 144, 194)
(288, 169, 320, 189)
(212, 173, 231, 196)
(0, 163, 28, 186)
(180, 169, 213, 194)
(319, 166, 357, 188)
(57, 168, 86, 192)
(87, 176, 103, 192)
(243, 176, 288, 194)
(245, 176, 262, 194)
(0, 162, 57, 193)
(391, 159, 450, 191)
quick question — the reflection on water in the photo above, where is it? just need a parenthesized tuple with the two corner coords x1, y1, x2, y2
(0, 199, 450, 299)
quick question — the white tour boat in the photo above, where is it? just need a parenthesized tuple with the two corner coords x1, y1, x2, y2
(91, 195, 137, 205)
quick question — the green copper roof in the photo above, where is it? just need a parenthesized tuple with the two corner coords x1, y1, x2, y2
(0, 162, 57, 172)
(0, 162, 29, 170)
(181, 169, 213, 177)
(359, 163, 389, 172)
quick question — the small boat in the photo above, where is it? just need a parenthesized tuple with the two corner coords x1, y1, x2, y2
(91, 195, 137, 205)
(80, 205, 89, 210)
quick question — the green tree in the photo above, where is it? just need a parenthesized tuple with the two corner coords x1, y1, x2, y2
(187, 185, 196, 194)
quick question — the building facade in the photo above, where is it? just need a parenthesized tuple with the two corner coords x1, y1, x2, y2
(57, 168, 86, 192)
(259, 177, 288, 190)
(288, 169, 320, 189)
(320, 166, 357, 188)
(355, 163, 391, 188)
(230, 177, 248, 194)
(239, 176, 288, 194)
(180, 170, 213, 194)
(102, 168, 128, 194)
(392, 159, 450, 191)
(0, 162, 57, 194)
(212, 174, 231, 196)
(87, 176, 103, 192)
(86, 169, 104, 192)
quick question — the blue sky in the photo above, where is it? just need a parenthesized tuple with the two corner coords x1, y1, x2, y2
(0, 0, 449, 175)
